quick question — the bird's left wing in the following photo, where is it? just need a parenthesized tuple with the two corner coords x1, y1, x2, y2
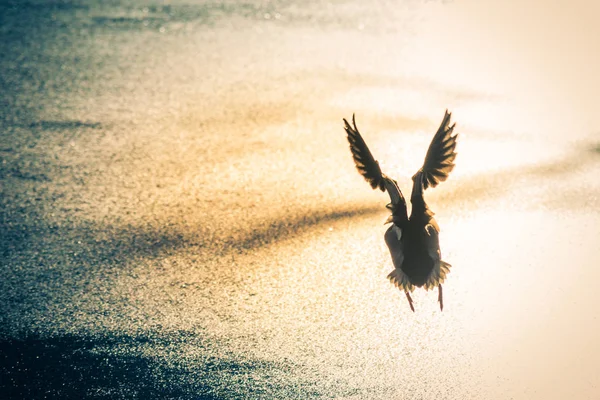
(344, 114, 385, 191)
(416, 110, 458, 190)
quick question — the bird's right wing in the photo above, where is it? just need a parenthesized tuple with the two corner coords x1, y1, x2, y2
(416, 110, 458, 190)
(344, 114, 385, 191)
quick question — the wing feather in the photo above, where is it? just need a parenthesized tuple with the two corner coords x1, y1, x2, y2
(418, 110, 459, 189)
(344, 114, 385, 191)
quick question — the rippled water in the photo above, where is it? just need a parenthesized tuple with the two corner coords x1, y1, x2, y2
(1, 0, 599, 399)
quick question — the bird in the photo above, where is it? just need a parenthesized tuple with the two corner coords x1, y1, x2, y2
(343, 110, 458, 311)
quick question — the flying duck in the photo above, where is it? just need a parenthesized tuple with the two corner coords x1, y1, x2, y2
(344, 110, 458, 311)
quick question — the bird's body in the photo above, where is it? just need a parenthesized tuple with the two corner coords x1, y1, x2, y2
(385, 221, 437, 287)
(344, 111, 458, 311)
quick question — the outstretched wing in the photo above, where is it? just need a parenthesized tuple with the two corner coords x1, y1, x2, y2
(344, 114, 385, 191)
(417, 109, 458, 190)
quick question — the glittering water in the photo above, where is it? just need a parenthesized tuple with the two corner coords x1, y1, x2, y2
(1, 0, 599, 399)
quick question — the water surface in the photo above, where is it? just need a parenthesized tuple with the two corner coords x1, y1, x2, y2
(1, 0, 599, 398)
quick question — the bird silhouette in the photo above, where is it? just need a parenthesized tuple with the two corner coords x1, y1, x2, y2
(343, 110, 458, 311)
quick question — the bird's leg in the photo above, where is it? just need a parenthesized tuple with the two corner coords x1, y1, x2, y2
(405, 291, 415, 312)
(438, 284, 444, 311)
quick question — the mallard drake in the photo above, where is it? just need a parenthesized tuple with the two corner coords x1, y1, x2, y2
(344, 110, 458, 311)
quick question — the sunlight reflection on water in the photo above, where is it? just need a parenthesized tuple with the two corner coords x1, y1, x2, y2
(2, 0, 599, 398)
